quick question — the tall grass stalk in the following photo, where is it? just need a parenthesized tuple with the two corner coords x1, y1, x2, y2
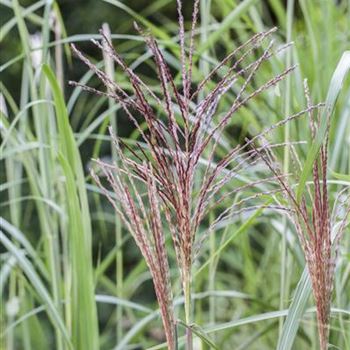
(101, 22, 124, 343)
(254, 79, 350, 349)
(279, 0, 294, 337)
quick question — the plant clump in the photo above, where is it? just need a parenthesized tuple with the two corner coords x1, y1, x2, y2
(70, 1, 329, 348)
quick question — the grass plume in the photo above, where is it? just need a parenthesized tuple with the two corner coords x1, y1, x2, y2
(69, 2, 325, 348)
(253, 80, 350, 350)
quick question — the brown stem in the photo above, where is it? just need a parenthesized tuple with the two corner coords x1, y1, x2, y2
(184, 268, 193, 350)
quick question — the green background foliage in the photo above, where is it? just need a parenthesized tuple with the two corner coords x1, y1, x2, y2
(1, 0, 349, 349)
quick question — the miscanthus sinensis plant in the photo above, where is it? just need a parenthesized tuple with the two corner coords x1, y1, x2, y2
(69, 1, 323, 348)
(254, 80, 350, 350)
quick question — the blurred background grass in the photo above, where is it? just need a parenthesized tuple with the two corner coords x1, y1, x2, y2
(1, 0, 349, 349)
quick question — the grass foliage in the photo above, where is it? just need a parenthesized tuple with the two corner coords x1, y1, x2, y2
(1, 0, 349, 349)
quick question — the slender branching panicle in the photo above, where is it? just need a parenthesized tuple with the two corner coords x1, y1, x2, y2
(91, 153, 176, 349)
(69, 2, 323, 348)
(253, 81, 350, 350)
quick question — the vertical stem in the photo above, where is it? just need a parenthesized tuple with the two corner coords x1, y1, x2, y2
(5, 143, 20, 350)
(198, 2, 218, 346)
(102, 23, 124, 342)
(115, 205, 123, 342)
(201, 0, 216, 332)
(54, 10, 64, 92)
(20, 281, 31, 350)
(279, 0, 294, 338)
(208, 228, 215, 321)
(40, 9, 64, 341)
(316, 311, 329, 350)
(6, 272, 16, 350)
(184, 271, 193, 350)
